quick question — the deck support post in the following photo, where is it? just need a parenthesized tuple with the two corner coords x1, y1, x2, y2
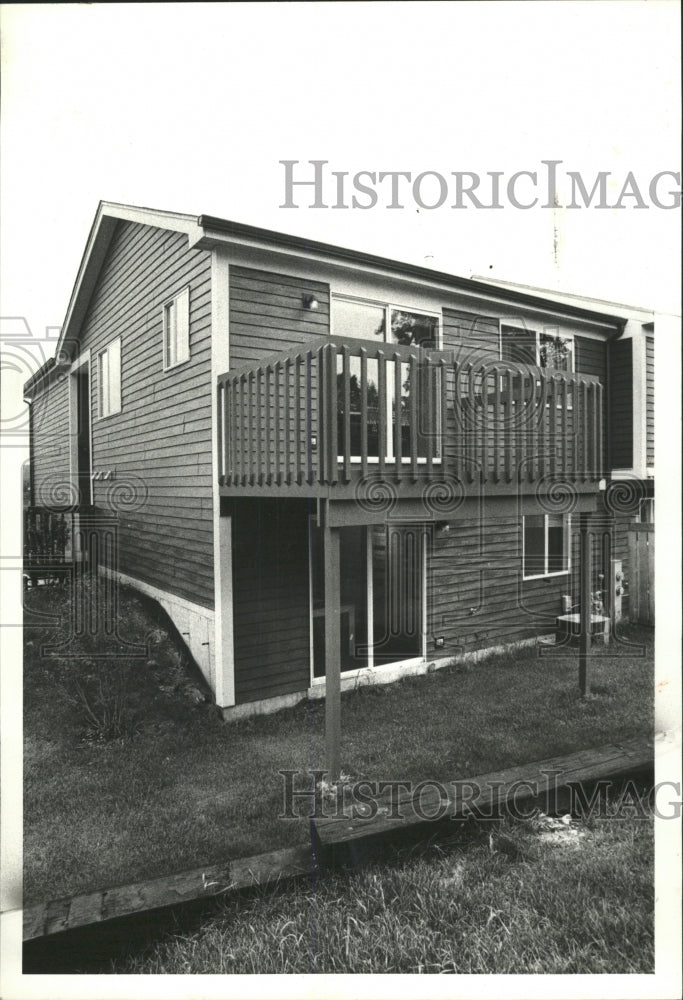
(324, 520, 342, 782)
(579, 512, 591, 697)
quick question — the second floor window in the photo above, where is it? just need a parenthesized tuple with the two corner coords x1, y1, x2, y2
(97, 338, 121, 418)
(333, 297, 439, 348)
(163, 287, 191, 369)
(501, 326, 574, 372)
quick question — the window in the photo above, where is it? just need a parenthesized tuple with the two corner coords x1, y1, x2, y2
(163, 287, 190, 369)
(97, 338, 121, 417)
(333, 297, 439, 349)
(501, 326, 574, 372)
(333, 297, 441, 463)
(523, 513, 570, 578)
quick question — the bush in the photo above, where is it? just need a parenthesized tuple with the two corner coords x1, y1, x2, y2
(51, 656, 139, 744)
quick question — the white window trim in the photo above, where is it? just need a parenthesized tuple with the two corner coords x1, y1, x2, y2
(162, 286, 191, 372)
(308, 521, 428, 687)
(499, 323, 575, 374)
(522, 513, 572, 580)
(332, 294, 443, 465)
(95, 337, 122, 420)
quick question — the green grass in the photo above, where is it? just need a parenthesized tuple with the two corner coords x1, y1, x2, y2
(114, 804, 654, 974)
(24, 579, 653, 906)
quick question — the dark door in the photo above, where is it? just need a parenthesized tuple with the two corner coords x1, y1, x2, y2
(76, 367, 92, 505)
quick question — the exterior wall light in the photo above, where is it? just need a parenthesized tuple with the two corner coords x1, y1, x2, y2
(302, 294, 319, 310)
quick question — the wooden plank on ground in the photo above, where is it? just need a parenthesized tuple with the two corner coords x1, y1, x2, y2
(313, 736, 653, 847)
(23, 843, 314, 942)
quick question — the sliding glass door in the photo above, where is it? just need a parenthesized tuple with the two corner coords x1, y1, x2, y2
(310, 522, 424, 679)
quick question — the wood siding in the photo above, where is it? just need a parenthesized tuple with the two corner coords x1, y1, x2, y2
(645, 334, 654, 468)
(608, 339, 633, 469)
(34, 220, 215, 608)
(29, 373, 71, 506)
(230, 499, 311, 704)
(442, 307, 500, 361)
(427, 516, 608, 654)
(229, 266, 330, 368)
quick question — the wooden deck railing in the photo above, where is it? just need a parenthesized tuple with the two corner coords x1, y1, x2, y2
(217, 337, 603, 493)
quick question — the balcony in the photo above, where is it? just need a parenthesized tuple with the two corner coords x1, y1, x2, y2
(217, 335, 603, 502)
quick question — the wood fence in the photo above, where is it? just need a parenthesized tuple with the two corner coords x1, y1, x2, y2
(628, 523, 654, 625)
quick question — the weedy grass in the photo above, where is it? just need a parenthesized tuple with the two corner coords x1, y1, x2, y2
(24, 579, 653, 906)
(113, 803, 654, 974)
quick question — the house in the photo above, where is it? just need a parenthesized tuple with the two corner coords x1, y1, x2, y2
(24, 201, 655, 726)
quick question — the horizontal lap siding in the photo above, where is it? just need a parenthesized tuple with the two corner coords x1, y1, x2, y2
(229, 266, 329, 367)
(442, 307, 500, 361)
(608, 339, 633, 469)
(82, 220, 214, 608)
(230, 500, 311, 704)
(30, 374, 71, 505)
(427, 517, 608, 654)
(645, 335, 654, 468)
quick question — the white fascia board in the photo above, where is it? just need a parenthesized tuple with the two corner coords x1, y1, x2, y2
(191, 227, 620, 336)
(55, 202, 203, 361)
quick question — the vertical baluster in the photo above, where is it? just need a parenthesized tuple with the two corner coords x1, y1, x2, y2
(255, 367, 263, 485)
(316, 347, 325, 486)
(342, 344, 351, 483)
(409, 354, 418, 482)
(264, 365, 272, 485)
(378, 349, 386, 480)
(394, 353, 402, 480)
(582, 380, 589, 481)
(527, 371, 535, 483)
(306, 351, 314, 487)
(294, 355, 302, 485)
(467, 363, 476, 484)
(235, 374, 242, 487)
(283, 358, 291, 485)
(217, 381, 224, 485)
(560, 377, 568, 477)
(273, 361, 280, 485)
(493, 366, 501, 483)
(246, 372, 254, 486)
(439, 358, 448, 478)
(505, 368, 513, 484)
(425, 358, 434, 477)
(548, 375, 556, 478)
(360, 348, 368, 479)
(241, 374, 248, 486)
(452, 360, 461, 484)
(328, 343, 339, 485)
(537, 373, 546, 481)
(225, 380, 233, 487)
(480, 365, 489, 483)
(595, 382, 602, 476)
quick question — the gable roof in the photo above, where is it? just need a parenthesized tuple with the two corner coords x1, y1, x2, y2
(44, 200, 629, 380)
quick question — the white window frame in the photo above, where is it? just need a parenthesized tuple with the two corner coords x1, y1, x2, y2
(500, 325, 575, 374)
(522, 513, 571, 580)
(96, 337, 121, 419)
(308, 520, 427, 688)
(163, 286, 191, 371)
(331, 294, 442, 465)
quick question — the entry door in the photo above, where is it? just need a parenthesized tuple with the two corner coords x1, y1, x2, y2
(310, 523, 424, 678)
(76, 367, 92, 505)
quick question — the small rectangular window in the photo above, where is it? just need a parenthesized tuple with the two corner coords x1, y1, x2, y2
(163, 287, 190, 369)
(523, 513, 570, 579)
(97, 338, 121, 418)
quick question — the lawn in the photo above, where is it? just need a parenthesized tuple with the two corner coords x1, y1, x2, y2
(114, 802, 654, 974)
(24, 578, 654, 906)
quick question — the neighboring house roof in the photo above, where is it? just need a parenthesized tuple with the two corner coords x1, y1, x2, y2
(25, 200, 633, 396)
(471, 275, 657, 325)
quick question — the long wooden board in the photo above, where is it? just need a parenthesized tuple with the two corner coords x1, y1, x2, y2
(23, 843, 314, 942)
(313, 736, 653, 847)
